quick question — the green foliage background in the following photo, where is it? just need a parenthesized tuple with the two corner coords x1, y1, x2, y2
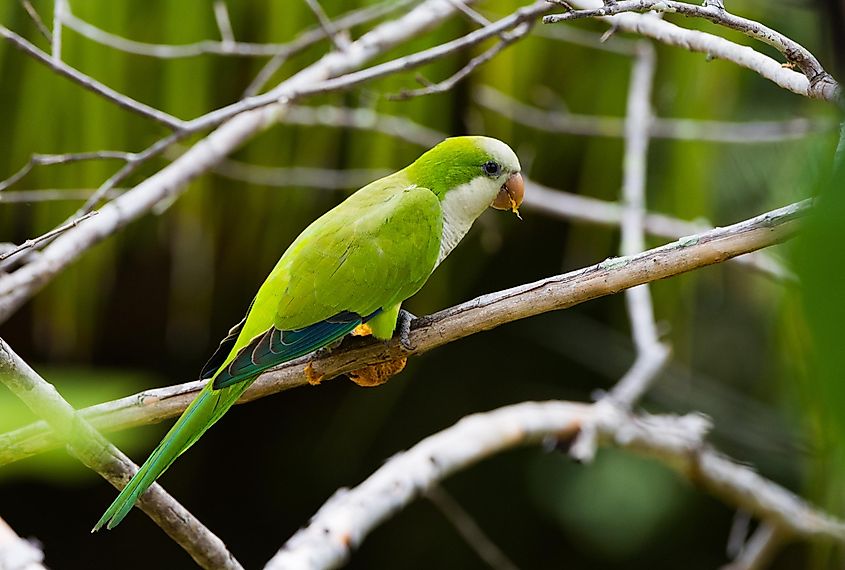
(0, 1, 841, 568)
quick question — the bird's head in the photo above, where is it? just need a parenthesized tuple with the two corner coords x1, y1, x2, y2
(407, 136, 524, 218)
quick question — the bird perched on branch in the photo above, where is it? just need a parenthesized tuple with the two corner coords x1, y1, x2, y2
(94, 136, 524, 530)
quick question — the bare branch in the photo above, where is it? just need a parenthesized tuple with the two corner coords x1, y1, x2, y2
(62, 0, 410, 59)
(265, 402, 845, 568)
(284, 105, 445, 147)
(474, 85, 832, 142)
(523, 182, 795, 281)
(389, 22, 532, 100)
(304, 0, 349, 53)
(0, 151, 135, 192)
(545, 0, 834, 90)
(212, 1, 235, 46)
(444, 0, 493, 27)
(0, 200, 807, 466)
(0, 339, 243, 570)
(0, 188, 123, 203)
(0, 212, 98, 263)
(0, 516, 45, 570)
(210, 161, 391, 190)
(426, 486, 520, 570)
(722, 524, 786, 570)
(19, 0, 51, 43)
(0, 26, 185, 129)
(51, 0, 64, 60)
(548, 0, 839, 101)
(240, 0, 418, 97)
(571, 41, 669, 462)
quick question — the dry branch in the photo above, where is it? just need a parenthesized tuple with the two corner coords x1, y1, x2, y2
(474, 85, 832, 143)
(551, 0, 839, 101)
(0, 339, 243, 570)
(265, 401, 845, 569)
(0, 199, 806, 467)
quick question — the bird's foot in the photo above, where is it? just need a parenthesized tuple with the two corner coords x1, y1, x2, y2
(304, 362, 325, 386)
(396, 309, 416, 351)
(352, 322, 373, 337)
(313, 337, 345, 360)
(348, 358, 407, 387)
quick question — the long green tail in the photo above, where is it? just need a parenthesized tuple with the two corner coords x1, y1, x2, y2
(93, 381, 250, 531)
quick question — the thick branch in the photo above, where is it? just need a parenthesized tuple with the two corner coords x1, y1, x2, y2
(0, 200, 807, 466)
(0, 339, 243, 570)
(265, 402, 845, 569)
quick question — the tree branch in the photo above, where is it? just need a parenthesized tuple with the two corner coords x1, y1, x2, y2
(0, 25, 185, 129)
(0, 199, 807, 467)
(547, 0, 839, 101)
(545, 0, 832, 87)
(474, 85, 832, 143)
(0, 339, 243, 570)
(523, 182, 794, 281)
(60, 0, 406, 59)
(265, 401, 845, 569)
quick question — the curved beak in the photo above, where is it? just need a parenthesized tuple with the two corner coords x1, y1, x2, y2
(491, 172, 525, 218)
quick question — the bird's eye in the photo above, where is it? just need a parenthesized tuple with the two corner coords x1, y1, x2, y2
(482, 161, 501, 177)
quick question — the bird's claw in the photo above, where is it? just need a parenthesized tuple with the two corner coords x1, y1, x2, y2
(396, 308, 416, 351)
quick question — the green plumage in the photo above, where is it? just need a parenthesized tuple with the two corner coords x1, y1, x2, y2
(94, 136, 521, 530)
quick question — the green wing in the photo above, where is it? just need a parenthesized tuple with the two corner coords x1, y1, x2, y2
(213, 177, 443, 385)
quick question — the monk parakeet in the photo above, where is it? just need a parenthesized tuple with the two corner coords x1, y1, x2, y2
(93, 136, 523, 530)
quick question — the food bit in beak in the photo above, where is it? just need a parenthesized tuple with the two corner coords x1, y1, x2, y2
(491, 172, 525, 219)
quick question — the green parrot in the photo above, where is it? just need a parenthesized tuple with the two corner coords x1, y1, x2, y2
(93, 135, 523, 530)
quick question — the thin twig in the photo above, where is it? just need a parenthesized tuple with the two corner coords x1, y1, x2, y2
(389, 22, 532, 101)
(427, 486, 521, 570)
(211, 162, 391, 189)
(0, 25, 185, 129)
(571, 41, 670, 462)
(0, 151, 135, 192)
(19, 0, 51, 43)
(722, 524, 786, 570)
(283, 105, 445, 147)
(62, 0, 409, 59)
(0, 339, 244, 570)
(51, 0, 64, 60)
(474, 85, 832, 142)
(0, 188, 123, 203)
(213, 1, 235, 47)
(265, 402, 845, 568)
(0, 211, 98, 263)
(523, 181, 795, 281)
(77, 131, 187, 214)
(304, 0, 348, 52)
(445, 0, 493, 27)
(0, 199, 808, 466)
